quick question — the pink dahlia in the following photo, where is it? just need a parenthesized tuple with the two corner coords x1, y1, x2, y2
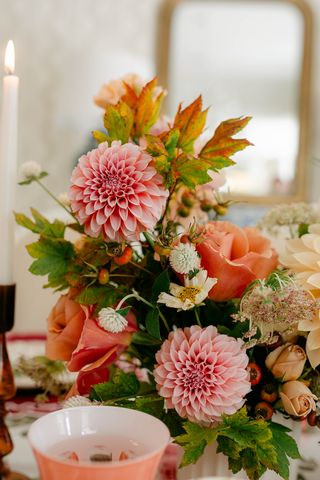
(69, 141, 168, 242)
(154, 325, 250, 425)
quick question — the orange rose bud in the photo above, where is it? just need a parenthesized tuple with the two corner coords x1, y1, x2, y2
(98, 268, 109, 285)
(114, 246, 133, 265)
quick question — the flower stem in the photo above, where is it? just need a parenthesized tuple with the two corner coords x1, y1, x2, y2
(158, 309, 170, 332)
(129, 261, 155, 276)
(143, 231, 155, 249)
(35, 178, 77, 221)
(194, 308, 202, 327)
(116, 291, 170, 332)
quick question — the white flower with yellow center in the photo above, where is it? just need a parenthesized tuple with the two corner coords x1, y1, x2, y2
(169, 243, 200, 274)
(157, 270, 217, 311)
(98, 307, 128, 333)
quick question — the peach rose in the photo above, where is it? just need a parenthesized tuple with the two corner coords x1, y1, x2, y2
(196, 221, 278, 301)
(67, 307, 137, 373)
(46, 290, 86, 362)
(280, 381, 317, 417)
(265, 343, 306, 381)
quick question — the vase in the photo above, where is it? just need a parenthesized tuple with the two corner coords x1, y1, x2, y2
(178, 416, 301, 480)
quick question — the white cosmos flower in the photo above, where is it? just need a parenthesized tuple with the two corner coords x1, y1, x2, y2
(20, 161, 42, 179)
(157, 270, 217, 311)
(98, 307, 128, 333)
(169, 243, 200, 274)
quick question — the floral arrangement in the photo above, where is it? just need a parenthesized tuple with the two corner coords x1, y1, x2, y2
(16, 75, 320, 480)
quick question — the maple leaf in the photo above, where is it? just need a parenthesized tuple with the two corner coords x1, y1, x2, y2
(135, 78, 165, 137)
(103, 101, 134, 144)
(199, 116, 252, 169)
(173, 96, 208, 153)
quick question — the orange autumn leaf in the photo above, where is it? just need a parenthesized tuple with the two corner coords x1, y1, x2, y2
(173, 96, 208, 153)
(135, 78, 165, 137)
(199, 116, 253, 168)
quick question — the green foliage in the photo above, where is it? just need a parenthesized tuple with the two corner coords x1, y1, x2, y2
(132, 331, 162, 346)
(175, 408, 300, 480)
(27, 237, 75, 290)
(18, 171, 48, 185)
(146, 308, 161, 339)
(103, 101, 134, 144)
(75, 285, 122, 313)
(92, 130, 108, 144)
(151, 269, 170, 303)
(298, 223, 309, 237)
(15, 208, 66, 238)
(90, 367, 140, 402)
(268, 421, 301, 479)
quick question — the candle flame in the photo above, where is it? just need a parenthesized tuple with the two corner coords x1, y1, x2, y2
(4, 40, 15, 75)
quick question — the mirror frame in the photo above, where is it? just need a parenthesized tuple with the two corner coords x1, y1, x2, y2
(156, 0, 313, 204)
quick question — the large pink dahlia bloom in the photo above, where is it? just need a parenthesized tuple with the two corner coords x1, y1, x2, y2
(154, 325, 250, 425)
(69, 142, 168, 242)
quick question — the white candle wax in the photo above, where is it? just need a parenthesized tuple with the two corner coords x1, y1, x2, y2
(0, 41, 19, 285)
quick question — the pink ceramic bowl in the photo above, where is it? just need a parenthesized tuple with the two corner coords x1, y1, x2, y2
(28, 405, 170, 480)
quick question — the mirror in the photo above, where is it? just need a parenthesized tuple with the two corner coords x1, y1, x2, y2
(157, 0, 312, 203)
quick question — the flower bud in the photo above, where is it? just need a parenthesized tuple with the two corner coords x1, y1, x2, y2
(280, 381, 317, 417)
(265, 343, 306, 381)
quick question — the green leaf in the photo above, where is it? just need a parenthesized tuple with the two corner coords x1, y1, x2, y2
(103, 101, 134, 144)
(268, 421, 301, 479)
(26, 237, 75, 289)
(164, 128, 180, 159)
(132, 331, 162, 346)
(146, 308, 161, 339)
(173, 96, 208, 153)
(90, 367, 139, 402)
(151, 270, 170, 303)
(175, 155, 212, 188)
(15, 209, 66, 238)
(176, 421, 218, 467)
(76, 285, 119, 313)
(92, 130, 109, 144)
(117, 306, 131, 317)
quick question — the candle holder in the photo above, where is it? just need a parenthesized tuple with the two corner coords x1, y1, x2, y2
(0, 285, 30, 479)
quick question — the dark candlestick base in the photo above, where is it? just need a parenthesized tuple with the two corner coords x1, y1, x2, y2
(0, 286, 30, 479)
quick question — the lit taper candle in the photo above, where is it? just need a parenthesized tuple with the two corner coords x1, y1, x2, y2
(0, 41, 19, 284)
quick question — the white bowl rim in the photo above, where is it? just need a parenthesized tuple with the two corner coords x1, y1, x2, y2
(28, 405, 171, 469)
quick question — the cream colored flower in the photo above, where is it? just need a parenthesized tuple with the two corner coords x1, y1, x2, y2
(299, 310, 320, 368)
(169, 243, 200, 274)
(280, 380, 317, 417)
(265, 343, 306, 381)
(63, 395, 94, 408)
(157, 270, 217, 311)
(281, 224, 320, 295)
(98, 307, 128, 333)
(20, 161, 42, 179)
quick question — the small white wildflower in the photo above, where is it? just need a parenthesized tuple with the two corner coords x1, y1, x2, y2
(58, 192, 71, 207)
(158, 269, 217, 311)
(98, 307, 128, 333)
(20, 161, 42, 179)
(169, 243, 200, 274)
(63, 395, 93, 408)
